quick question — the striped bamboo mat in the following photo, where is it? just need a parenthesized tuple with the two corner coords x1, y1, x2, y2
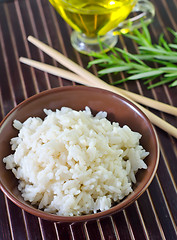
(0, 0, 177, 239)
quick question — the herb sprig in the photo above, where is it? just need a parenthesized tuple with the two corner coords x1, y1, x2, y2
(88, 22, 177, 89)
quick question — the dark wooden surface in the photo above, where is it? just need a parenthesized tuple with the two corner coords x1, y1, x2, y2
(0, 0, 177, 239)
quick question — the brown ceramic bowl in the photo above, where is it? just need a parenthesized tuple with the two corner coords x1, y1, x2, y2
(0, 86, 159, 222)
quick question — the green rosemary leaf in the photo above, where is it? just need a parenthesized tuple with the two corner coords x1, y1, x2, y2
(87, 21, 177, 89)
(121, 51, 131, 63)
(159, 34, 171, 51)
(169, 80, 177, 87)
(128, 62, 150, 70)
(164, 72, 177, 77)
(134, 54, 157, 60)
(169, 44, 177, 49)
(131, 28, 150, 46)
(98, 66, 132, 74)
(122, 33, 140, 42)
(141, 21, 151, 44)
(143, 76, 158, 84)
(127, 70, 164, 80)
(112, 78, 128, 85)
(167, 28, 177, 39)
(149, 59, 177, 67)
(109, 46, 121, 58)
(148, 76, 177, 89)
(154, 55, 177, 62)
(138, 46, 172, 54)
(127, 70, 142, 74)
(115, 47, 146, 65)
(159, 67, 177, 71)
(87, 59, 109, 68)
(87, 51, 104, 58)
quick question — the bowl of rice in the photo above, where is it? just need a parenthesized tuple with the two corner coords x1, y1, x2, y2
(0, 86, 159, 222)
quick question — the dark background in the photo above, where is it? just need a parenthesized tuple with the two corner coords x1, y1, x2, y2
(0, 0, 177, 239)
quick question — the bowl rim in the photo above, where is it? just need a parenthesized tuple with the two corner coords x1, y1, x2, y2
(0, 86, 160, 222)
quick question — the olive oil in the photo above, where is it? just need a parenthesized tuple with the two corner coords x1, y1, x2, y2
(49, 0, 137, 37)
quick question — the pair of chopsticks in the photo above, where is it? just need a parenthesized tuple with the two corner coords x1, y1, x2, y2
(19, 36, 177, 139)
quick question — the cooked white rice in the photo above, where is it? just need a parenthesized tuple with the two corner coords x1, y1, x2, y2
(3, 107, 148, 216)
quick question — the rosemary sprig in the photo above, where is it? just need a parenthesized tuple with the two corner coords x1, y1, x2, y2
(88, 22, 177, 89)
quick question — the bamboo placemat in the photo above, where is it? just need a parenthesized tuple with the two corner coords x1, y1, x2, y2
(0, 0, 177, 239)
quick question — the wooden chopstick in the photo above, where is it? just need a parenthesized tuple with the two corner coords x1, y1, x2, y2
(19, 36, 177, 138)
(19, 57, 90, 86)
(20, 57, 177, 117)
